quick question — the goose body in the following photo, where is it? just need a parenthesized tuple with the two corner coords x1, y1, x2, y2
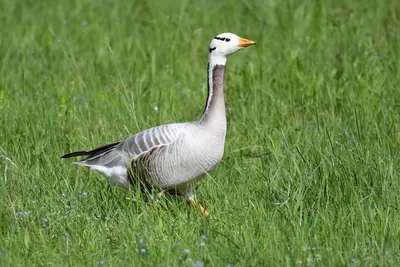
(70, 122, 224, 189)
(62, 33, 255, 215)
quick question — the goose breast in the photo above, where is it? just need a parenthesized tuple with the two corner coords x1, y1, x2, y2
(123, 123, 225, 188)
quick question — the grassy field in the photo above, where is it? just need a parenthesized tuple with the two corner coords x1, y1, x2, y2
(1, 0, 400, 265)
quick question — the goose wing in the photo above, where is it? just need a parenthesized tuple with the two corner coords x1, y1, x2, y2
(119, 123, 183, 158)
(67, 123, 185, 168)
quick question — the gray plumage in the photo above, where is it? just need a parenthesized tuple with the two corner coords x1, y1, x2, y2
(61, 32, 255, 215)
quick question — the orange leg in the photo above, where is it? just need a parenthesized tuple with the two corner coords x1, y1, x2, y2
(190, 199, 209, 216)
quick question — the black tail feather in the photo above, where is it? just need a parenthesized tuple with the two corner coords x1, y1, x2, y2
(61, 141, 121, 159)
(61, 150, 91, 158)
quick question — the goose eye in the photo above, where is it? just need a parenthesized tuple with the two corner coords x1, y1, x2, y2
(225, 38, 230, 42)
(214, 37, 226, 41)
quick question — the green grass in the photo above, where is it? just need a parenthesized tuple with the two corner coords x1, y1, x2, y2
(1, 0, 400, 265)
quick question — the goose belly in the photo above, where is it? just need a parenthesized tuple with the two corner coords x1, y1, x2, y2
(145, 137, 225, 188)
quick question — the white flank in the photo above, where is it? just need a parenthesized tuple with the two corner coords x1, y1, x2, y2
(89, 165, 130, 188)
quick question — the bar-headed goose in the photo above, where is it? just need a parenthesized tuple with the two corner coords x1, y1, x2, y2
(62, 33, 255, 216)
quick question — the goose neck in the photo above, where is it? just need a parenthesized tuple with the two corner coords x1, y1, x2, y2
(200, 55, 227, 128)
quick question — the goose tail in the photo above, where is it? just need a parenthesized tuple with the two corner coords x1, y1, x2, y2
(61, 141, 121, 162)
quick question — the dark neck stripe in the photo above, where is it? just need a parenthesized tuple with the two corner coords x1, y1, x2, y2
(209, 47, 216, 53)
(202, 63, 225, 116)
(203, 63, 211, 114)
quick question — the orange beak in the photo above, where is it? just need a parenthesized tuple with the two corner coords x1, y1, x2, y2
(238, 37, 256, 47)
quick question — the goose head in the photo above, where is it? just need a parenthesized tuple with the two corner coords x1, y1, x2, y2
(209, 33, 255, 57)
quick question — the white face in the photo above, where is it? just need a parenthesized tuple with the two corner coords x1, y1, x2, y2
(209, 33, 255, 57)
